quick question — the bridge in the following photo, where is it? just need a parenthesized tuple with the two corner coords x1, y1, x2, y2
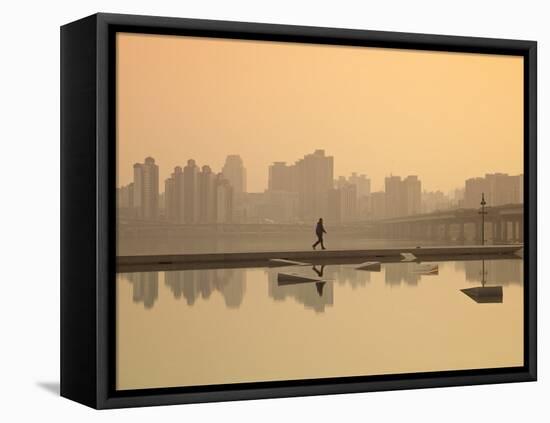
(118, 204, 524, 244)
(371, 203, 523, 243)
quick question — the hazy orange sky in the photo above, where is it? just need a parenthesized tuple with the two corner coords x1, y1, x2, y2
(117, 33, 523, 193)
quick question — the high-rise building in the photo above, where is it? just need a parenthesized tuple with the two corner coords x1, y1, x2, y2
(403, 175, 421, 216)
(464, 173, 523, 208)
(215, 173, 234, 223)
(117, 183, 134, 209)
(421, 190, 451, 214)
(486, 173, 523, 205)
(464, 177, 486, 209)
(450, 188, 465, 208)
(198, 165, 217, 223)
(133, 157, 159, 220)
(222, 155, 247, 194)
(328, 183, 357, 223)
(268, 161, 293, 191)
(164, 166, 183, 222)
(385, 175, 403, 218)
(384, 175, 421, 218)
(164, 175, 175, 221)
(183, 159, 200, 223)
(348, 173, 371, 198)
(370, 191, 386, 220)
(117, 183, 135, 218)
(295, 150, 334, 220)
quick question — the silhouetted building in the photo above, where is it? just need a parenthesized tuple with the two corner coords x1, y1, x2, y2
(133, 157, 159, 220)
(385, 175, 403, 218)
(370, 191, 386, 220)
(222, 155, 247, 194)
(164, 166, 183, 222)
(464, 177, 486, 209)
(384, 175, 421, 218)
(348, 172, 371, 198)
(198, 165, 217, 223)
(421, 190, 451, 213)
(450, 188, 465, 208)
(295, 150, 334, 220)
(265, 150, 334, 221)
(328, 183, 357, 223)
(403, 175, 421, 216)
(117, 182, 135, 218)
(117, 183, 134, 208)
(268, 161, 293, 191)
(215, 173, 233, 223)
(464, 173, 524, 208)
(183, 159, 200, 223)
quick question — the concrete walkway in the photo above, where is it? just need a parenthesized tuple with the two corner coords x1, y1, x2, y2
(117, 244, 523, 272)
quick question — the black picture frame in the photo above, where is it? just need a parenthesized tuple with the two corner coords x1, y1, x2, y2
(60, 12, 537, 409)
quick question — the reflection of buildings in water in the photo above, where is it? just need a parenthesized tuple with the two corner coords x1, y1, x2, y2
(321, 265, 370, 288)
(384, 263, 420, 286)
(266, 269, 334, 313)
(123, 272, 159, 308)
(164, 269, 246, 308)
(458, 260, 523, 286)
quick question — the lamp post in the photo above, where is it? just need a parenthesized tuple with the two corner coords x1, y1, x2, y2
(478, 192, 487, 246)
(480, 259, 487, 287)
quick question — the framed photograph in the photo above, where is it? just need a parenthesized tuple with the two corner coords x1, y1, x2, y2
(61, 13, 537, 409)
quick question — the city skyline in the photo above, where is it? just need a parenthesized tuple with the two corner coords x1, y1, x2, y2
(117, 149, 522, 197)
(118, 150, 523, 225)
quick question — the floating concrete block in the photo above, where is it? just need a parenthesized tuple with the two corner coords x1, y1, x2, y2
(461, 286, 503, 303)
(413, 264, 439, 275)
(269, 259, 311, 267)
(277, 273, 322, 285)
(356, 261, 381, 271)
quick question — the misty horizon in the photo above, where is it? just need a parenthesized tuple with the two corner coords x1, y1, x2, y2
(117, 33, 523, 194)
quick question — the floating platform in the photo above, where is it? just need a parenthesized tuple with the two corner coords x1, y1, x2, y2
(356, 261, 381, 271)
(277, 273, 323, 285)
(461, 286, 503, 303)
(412, 264, 439, 275)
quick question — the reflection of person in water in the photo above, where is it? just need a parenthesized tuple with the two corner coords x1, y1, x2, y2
(312, 265, 326, 296)
(315, 282, 326, 296)
(312, 218, 327, 250)
(312, 264, 325, 278)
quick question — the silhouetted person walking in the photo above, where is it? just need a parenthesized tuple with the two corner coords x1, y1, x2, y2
(312, 218, 327, 250)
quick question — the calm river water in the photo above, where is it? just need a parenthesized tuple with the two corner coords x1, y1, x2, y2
(116, 258, 523, 390)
